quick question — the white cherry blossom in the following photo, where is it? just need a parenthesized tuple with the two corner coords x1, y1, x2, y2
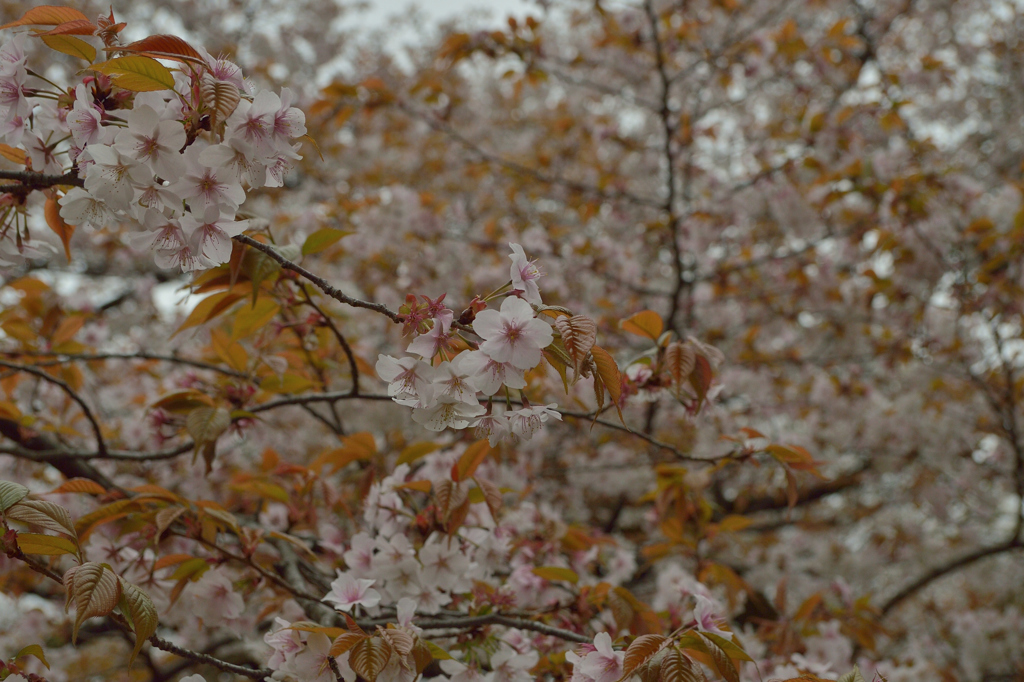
(412, 388, 486, 431)
(83, 144, 148, 210)
(475, 296, 553, 370)
(114, 104, 186, 179)
(507, 404, 561, 440)
(180, 206, 249, 267)
(172, 144, 246, 215)
(376, 354, 437, 399)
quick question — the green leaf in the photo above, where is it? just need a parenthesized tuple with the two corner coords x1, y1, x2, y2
(16, 532, 79, 556)
(302, 228, 351, 256)
(186, 406, 231, 445)
(40, 34, 95, 61)
(422, 639, 452, 660)
(532, 566, 579, 584)
(118, 579, 159, 666)
(90, 56, 175, 91)
(396, 441, 441, 466)
(231, 298, 279, 341)
(6, 498, 78, 540)
(0, 480, 30, 512)
(14, 644, 51, 670)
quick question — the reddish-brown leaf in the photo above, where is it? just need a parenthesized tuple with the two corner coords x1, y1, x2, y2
(64, 562, 121, 642)
(554, 314, 597, 378)
(200, 73, 241, 126)
(621, 310, 664, 340)
(664, 342, 696, 397)
(378, 626, 415, 657)
(330, 632, 368, 658)
(44, 196, 74, 262)
(38, 19, 98, 35)
(452, 440, 492, 482)
(473, 476, 503, 519)
(5, 498, 77, 539)
(350, 636, 392, 681)
(113, 34, 203, 62)
(590, 346, 623, 421)
(48, 478, 106, 495)
(621, 635, 668, 680)
(0, 6, 89, 30)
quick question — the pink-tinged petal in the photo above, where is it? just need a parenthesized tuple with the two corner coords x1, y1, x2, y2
(472, 309, 503, 339)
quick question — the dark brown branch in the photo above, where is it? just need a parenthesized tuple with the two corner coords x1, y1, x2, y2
(249, 389, 718, 462)
(352, 611, 591, 644)
(0, 441, 193, 462)
(879, 539, 1024, 617)
(643, 0, 687, 334)
(2, 350, 251, 380)
(146, 633, 271, 680)
(0, 358, 108, 456)
(0, 170, 83, 191)
(233, 234, 401, 323)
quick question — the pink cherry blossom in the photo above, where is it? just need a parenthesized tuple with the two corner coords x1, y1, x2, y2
(190, 568, 244, 625)
(322, 571, 382, 612)
(509, 242, 544, 304)
(461, 349, 527, 395)
(575, 633, 624, 682)
(693, 594, 732, 640)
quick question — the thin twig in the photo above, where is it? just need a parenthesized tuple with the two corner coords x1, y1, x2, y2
(233, 235, 401, 323)
(2, 350, 251, 380)
(395, 101, 664, 210)
(299, 284, 361, 396)
(0, 358, 108, 456)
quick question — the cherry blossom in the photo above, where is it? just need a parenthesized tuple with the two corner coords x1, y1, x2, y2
(693, 594, 732, 640)
(82, 144, 148, 210)
(509, 242, 544, 304)
(474, 296, 553, 370)
(461, 349, 527, 395)
(507, 404, 561, 440)
(114, 104, 187, 179)
(376, 354, 437, 399)
(190, 568, 244, 626)
(172, 145, 246, 215)
(322, 571, 382, 612)
(179, 206, 249, 268)
(411, 389, 486, 431)
(570, 633, 624, 682)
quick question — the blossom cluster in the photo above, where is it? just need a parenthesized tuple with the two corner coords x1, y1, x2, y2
(0, 30, 305, 270)
(376, 243, 561, 443)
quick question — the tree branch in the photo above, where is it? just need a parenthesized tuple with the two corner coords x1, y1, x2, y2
(0, 358, 108, 456)
(879, 538, 1024, 617)
(233, 234, 401, 323)
(2, 350, 251, 380)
